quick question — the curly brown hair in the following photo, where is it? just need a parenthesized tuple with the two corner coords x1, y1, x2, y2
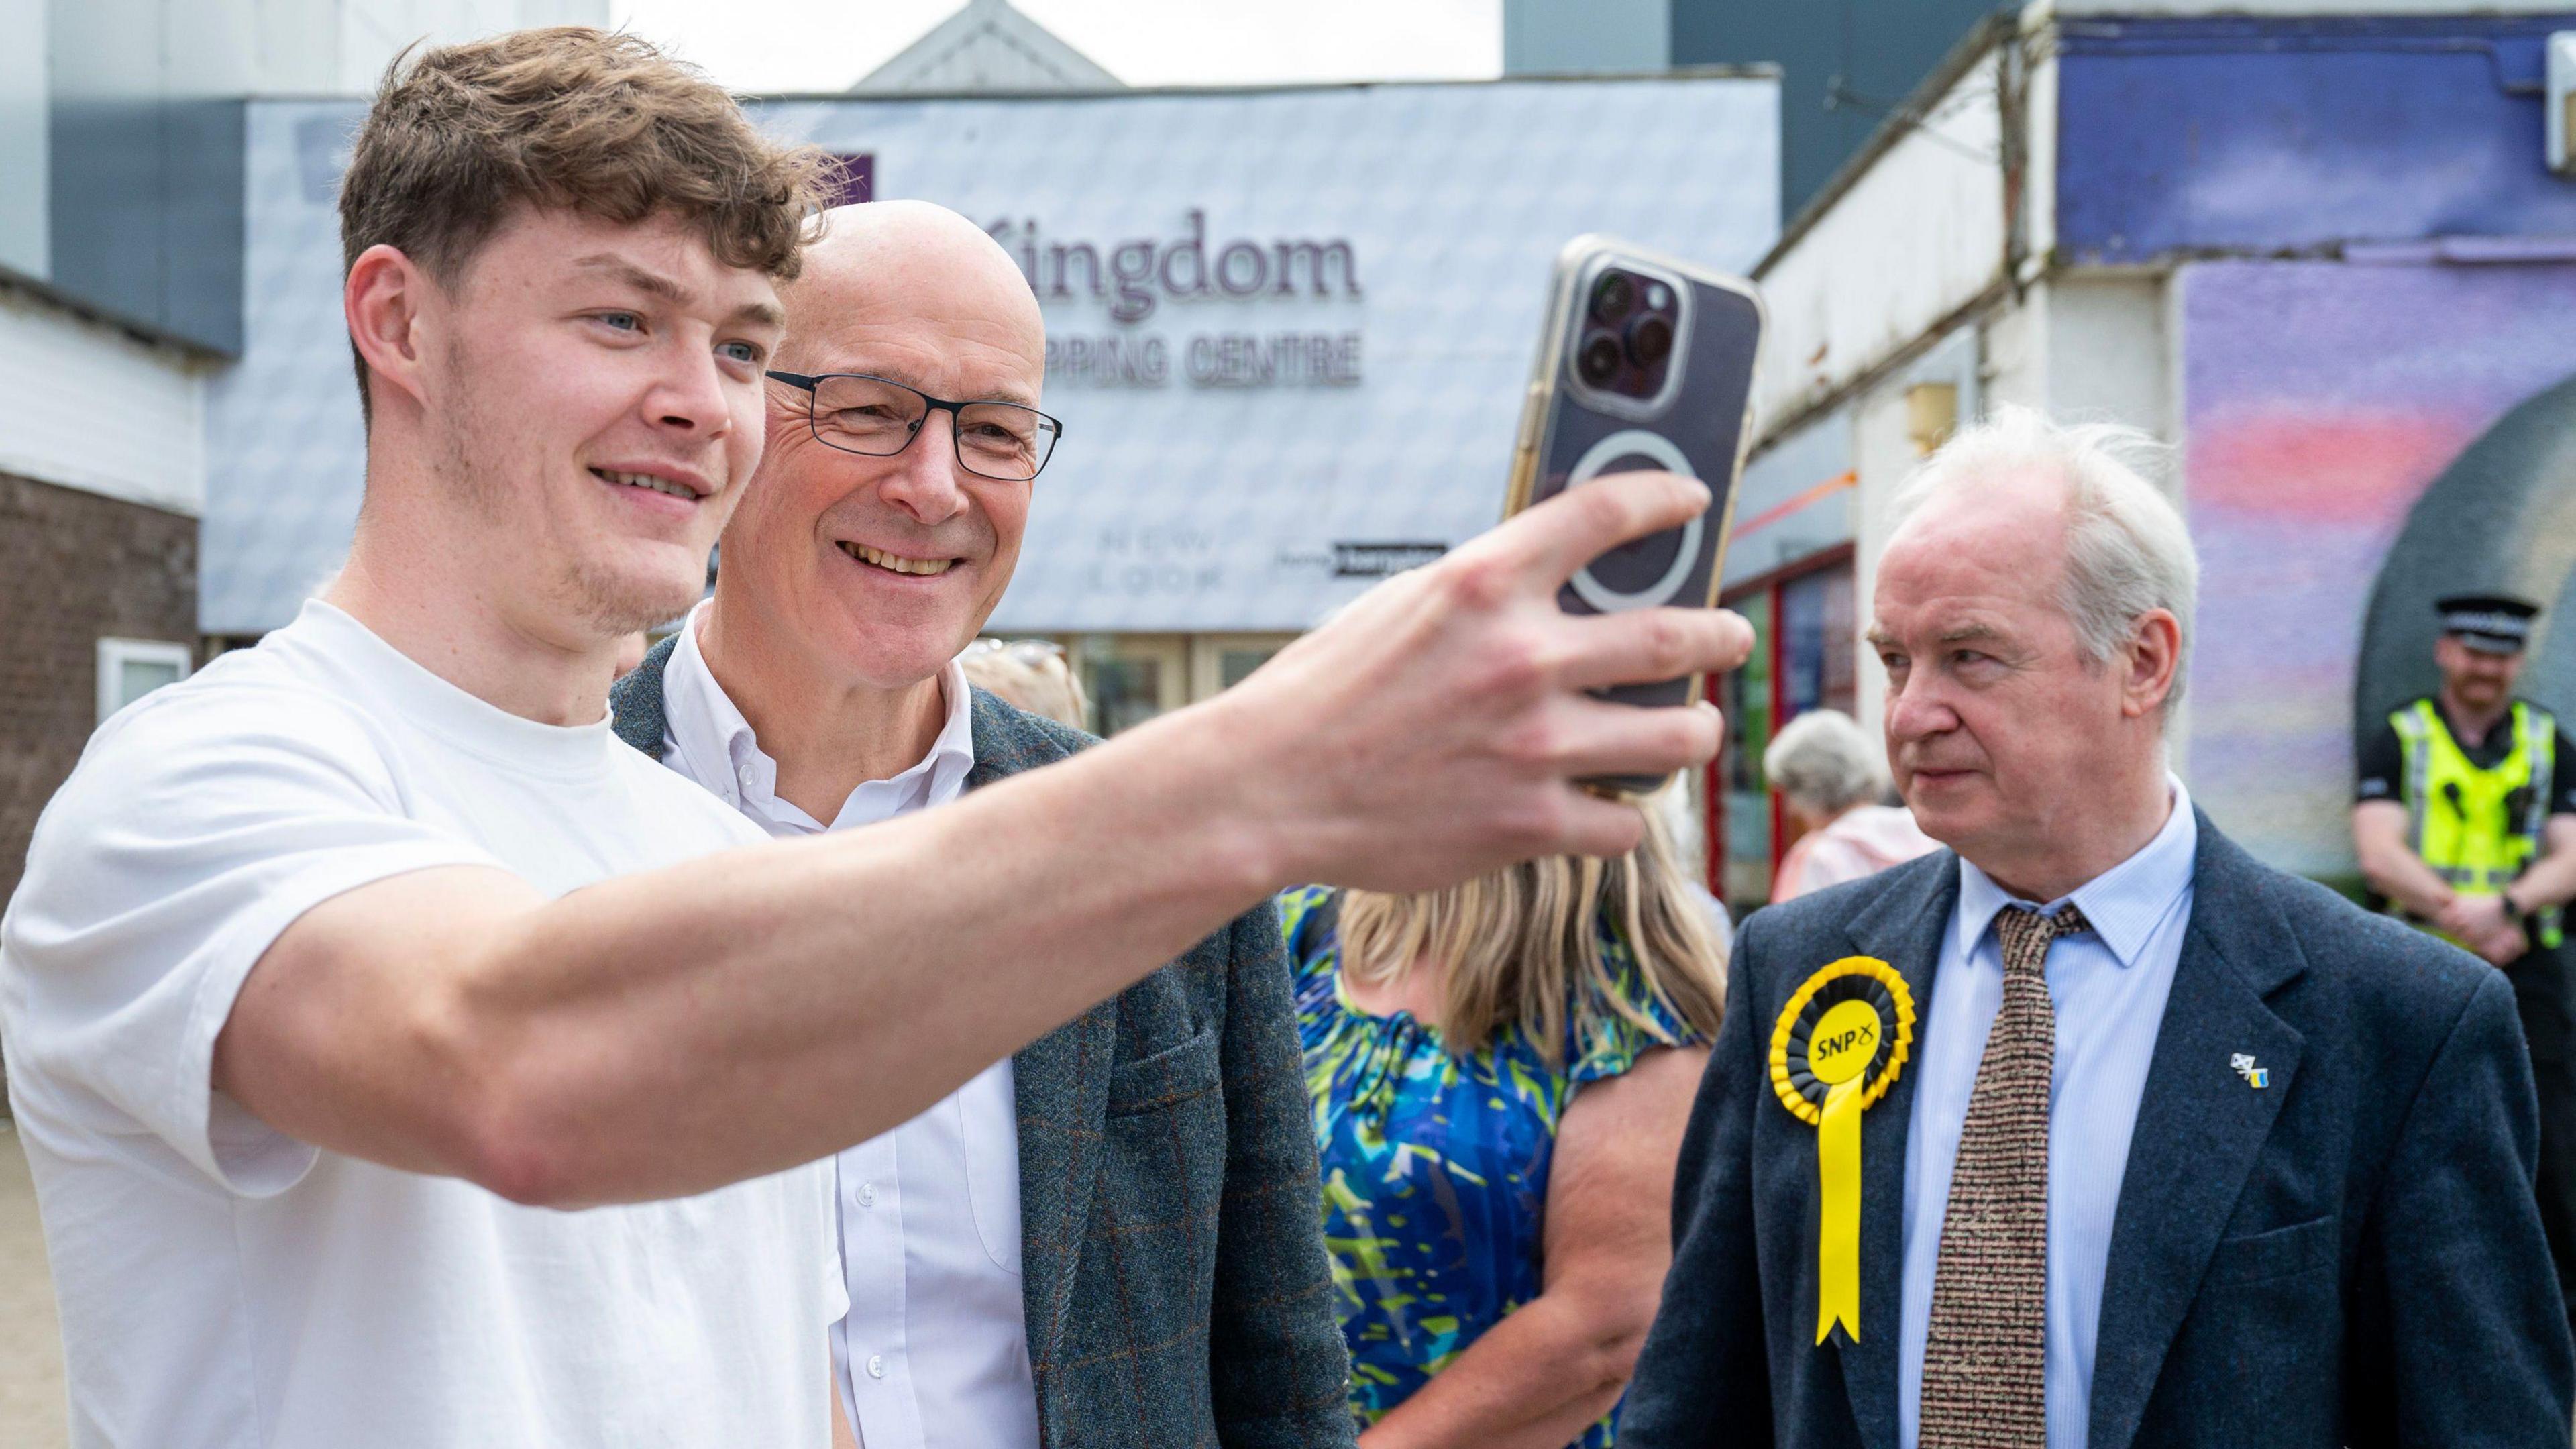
(339, 26, 839, 417)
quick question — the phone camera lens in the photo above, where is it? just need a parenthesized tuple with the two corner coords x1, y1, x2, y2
(1589, 272, 1637, 326)
(1626, 314, 1674, 369)
(1578, 333, 1623, 386)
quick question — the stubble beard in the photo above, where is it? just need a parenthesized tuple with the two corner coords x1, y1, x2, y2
(437, 337, 710, 639)
(561, 537, 705, 637)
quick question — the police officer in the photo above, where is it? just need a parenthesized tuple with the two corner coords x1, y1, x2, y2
(2355, 591, 2576, 1323)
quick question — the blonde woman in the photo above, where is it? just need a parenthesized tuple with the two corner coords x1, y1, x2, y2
(958, 637, 1089, 730)
(1280, 802, 1724, 1449)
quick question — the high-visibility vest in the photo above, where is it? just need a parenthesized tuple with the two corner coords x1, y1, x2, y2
(2388, 698, 2564, 950)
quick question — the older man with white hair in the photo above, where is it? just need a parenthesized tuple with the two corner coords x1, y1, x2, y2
(1622, 407, 2573, 1448)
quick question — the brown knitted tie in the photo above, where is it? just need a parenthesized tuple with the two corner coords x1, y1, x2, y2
(1919, 904, 2090, 1449)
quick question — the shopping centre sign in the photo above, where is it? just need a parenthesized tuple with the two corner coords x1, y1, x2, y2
(992, 211, 1364, 389)
(997, 211, 1362, 320)
(204, 78, 1776, 637)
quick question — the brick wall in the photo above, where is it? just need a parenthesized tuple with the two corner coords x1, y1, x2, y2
(0, 472, 197, 909)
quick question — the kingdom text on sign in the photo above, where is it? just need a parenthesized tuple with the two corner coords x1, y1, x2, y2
(997, 209, 1365, 390)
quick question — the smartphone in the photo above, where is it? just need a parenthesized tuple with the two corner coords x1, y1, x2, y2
(1503, 236, 1764, 793)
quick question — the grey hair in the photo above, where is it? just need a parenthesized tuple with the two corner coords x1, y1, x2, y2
(1762, 708, 1888, 816)
(1888, 405, 2198, 714)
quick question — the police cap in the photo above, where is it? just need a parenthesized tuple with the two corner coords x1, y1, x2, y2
(2436, 592, 2540, 655)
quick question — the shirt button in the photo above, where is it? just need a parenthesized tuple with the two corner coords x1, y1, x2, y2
(866, 1354, 887, 1380)
(855, 1182, 877, 1208)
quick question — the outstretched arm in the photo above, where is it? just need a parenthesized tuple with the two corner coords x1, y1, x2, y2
(215, 472, 1756, 1208)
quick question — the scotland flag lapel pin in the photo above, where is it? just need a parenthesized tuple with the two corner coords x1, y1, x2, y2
(2230, 1052, 2269, 1089)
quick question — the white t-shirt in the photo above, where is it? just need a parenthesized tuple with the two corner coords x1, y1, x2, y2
(0, 600, 841, 1449)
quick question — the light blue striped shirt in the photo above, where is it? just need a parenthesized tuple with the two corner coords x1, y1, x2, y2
(1898, 780, 2198, 1449)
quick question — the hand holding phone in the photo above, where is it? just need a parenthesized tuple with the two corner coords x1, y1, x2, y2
(1503, 237, 1765, 791)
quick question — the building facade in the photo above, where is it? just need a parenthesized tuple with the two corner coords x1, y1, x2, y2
(0, 285, 205, 904)
(201, 74, 1782, 741)
(1504, 0, 2009, 222)
(1722, 0, 2576, 910)
(853, 0, 1123, 95)
(0, 0, 603, 908)
(3, 0, 1778, 902)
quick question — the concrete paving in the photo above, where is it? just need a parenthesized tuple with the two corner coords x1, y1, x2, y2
(0, 1120, 64, 1448)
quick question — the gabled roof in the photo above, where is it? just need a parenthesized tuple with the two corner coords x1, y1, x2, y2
(851, 0, 1123, 94)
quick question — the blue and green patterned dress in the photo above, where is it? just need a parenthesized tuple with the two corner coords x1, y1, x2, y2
(1280, 885, 1707, 1448)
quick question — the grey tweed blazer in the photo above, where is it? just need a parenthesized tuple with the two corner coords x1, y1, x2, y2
(610, 638, 1355, 1449)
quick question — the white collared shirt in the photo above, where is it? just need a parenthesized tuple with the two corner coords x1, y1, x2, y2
(657, 604, 1036, 1449)
(1898, 777, 2200, 1449)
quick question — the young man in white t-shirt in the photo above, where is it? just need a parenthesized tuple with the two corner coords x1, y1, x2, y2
(0, 28, 1752, 1449)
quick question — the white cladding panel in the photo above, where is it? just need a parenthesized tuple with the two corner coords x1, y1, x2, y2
(0, 285, 204, 514)
(203, 79, 1778, 635)
(204, 102, 366, 628)
(0, 0, 47, 278)
(1752, 54, 2004, 441)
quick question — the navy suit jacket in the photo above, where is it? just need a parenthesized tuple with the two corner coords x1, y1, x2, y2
(1621, 812, 2575, 1448)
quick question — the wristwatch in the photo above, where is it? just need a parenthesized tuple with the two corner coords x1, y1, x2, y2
(2502, 890, 2529, 925)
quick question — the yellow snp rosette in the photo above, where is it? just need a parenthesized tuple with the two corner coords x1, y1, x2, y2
(1768, 956, 1917, 1346)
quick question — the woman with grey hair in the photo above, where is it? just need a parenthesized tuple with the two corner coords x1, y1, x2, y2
(1762, 708, 1936, 900)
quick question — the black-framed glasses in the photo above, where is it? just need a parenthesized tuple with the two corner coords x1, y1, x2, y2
(767, 371, 1063, 482)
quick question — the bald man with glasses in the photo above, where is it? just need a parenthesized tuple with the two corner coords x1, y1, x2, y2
(607, 201, 1356, 1449)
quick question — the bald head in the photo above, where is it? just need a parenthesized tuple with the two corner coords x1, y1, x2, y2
(777, 201, 1043, 394)
(714, 199, 1048, 714)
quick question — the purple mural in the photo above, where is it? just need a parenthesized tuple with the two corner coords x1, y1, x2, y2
(2182, 258, 2576, 877)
